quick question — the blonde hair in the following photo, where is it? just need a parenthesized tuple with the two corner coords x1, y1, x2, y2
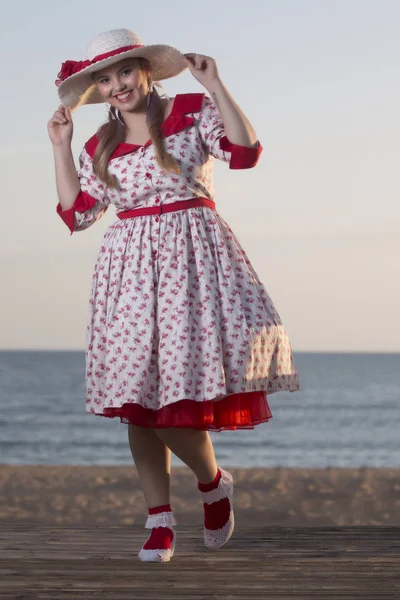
(91, 58, 180, 189)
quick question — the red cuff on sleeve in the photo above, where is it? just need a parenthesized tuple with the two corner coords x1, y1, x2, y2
(219, 136, 263, 169)
(56, 190, 97, 236)
(56, 203, 75, 235)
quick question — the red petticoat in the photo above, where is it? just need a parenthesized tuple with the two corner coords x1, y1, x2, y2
(97, 391, 273, 431)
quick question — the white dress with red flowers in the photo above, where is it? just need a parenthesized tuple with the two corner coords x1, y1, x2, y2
(57, 93, 300, 431)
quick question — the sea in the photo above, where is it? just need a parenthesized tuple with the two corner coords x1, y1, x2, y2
(0, 351, 399, 468)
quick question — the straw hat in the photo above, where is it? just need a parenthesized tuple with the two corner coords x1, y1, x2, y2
(56, 28, 187, 109)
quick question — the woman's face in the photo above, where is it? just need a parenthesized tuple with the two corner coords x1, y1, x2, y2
(93, 58, 150, 112)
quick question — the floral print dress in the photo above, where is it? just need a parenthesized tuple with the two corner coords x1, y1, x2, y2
(57, 93, 300, 430)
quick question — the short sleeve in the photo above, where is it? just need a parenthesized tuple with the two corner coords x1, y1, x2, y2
(196, 96, 263, 169)
(56, 147, 110, 235)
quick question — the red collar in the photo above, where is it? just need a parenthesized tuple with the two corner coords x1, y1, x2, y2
(85, 92, 205, 160)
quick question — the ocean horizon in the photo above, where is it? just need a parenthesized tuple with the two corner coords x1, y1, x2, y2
(1, 351, 399, 468)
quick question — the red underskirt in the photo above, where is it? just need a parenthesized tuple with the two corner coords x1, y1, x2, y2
(97, 391, 273, 431)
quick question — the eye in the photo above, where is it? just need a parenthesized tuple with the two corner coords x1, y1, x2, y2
(97, 68, 131, 84)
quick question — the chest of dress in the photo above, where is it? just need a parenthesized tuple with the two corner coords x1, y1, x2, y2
(107, 125, 214, 207)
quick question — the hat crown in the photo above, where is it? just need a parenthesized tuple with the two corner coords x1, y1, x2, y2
(87, 29, 143, 60)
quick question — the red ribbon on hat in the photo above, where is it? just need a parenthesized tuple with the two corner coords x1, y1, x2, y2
(55, 44, 145, 86)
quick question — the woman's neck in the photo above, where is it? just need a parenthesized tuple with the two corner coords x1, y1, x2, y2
(121, 96, 173, 145)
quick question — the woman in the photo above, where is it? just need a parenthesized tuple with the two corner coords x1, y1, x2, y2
(48, 28, 300, 562)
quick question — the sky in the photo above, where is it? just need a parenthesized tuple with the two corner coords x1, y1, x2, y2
(0, 0, 399, 352)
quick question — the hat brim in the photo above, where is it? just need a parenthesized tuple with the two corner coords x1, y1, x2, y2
(57, 44, 187, 109)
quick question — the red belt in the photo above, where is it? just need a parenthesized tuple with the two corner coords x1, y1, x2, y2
(117, 197, 216, 221)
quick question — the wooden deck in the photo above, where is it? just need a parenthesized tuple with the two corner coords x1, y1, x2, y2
(0, 524, 399, 599)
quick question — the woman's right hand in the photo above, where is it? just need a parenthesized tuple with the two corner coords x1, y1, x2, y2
(47, 105, 73, 147)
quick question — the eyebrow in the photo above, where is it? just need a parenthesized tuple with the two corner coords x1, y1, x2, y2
(93, 62, 134, 80)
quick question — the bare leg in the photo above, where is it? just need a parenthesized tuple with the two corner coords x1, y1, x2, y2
(128, 425, 171, 509)
(154, 428, 218, 484)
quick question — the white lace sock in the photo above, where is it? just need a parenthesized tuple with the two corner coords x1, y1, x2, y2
(138, 504, 177, 563)
(198, 467, 235, 549)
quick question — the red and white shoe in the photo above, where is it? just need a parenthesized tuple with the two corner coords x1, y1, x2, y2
(138, 507, 177, 562)
(198, 467, 235, 549)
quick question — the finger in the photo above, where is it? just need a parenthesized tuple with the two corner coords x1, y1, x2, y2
(195, 55, 205, 70)
(181, 56, 192, 67)
(65, 106, 72, 122)
(188, 54, 200, 69)
(54, 111, 67, 120)
(200, 56, 211, 69)
(185, 52, 199, 64)
(51, 117, 67, 125)
(183, 53, 196, 67)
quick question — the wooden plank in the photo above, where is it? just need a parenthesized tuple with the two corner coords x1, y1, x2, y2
(0, 525, 399, 599)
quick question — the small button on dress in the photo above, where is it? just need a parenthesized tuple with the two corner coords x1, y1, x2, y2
(56, 92, 300, 431)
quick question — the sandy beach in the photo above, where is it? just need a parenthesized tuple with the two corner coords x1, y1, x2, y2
(1, 465, 399, 527)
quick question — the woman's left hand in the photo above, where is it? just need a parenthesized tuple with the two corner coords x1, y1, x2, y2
(182, 53, 220, 88)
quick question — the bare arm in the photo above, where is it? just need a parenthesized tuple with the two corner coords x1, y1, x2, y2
(48, 105, 80, 210)
(53, 145, 80, 210)
(204, 78, 258, 147)
(182, 53, 258, 148)
(49, 105, 110, 235)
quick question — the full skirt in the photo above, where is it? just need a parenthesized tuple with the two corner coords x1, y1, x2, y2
(85, 206, 300, 429)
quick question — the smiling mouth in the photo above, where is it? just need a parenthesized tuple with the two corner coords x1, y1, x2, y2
(115, 90, 133, 102)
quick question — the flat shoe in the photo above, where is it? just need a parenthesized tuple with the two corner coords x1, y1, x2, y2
(199, 468, 234, 549)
